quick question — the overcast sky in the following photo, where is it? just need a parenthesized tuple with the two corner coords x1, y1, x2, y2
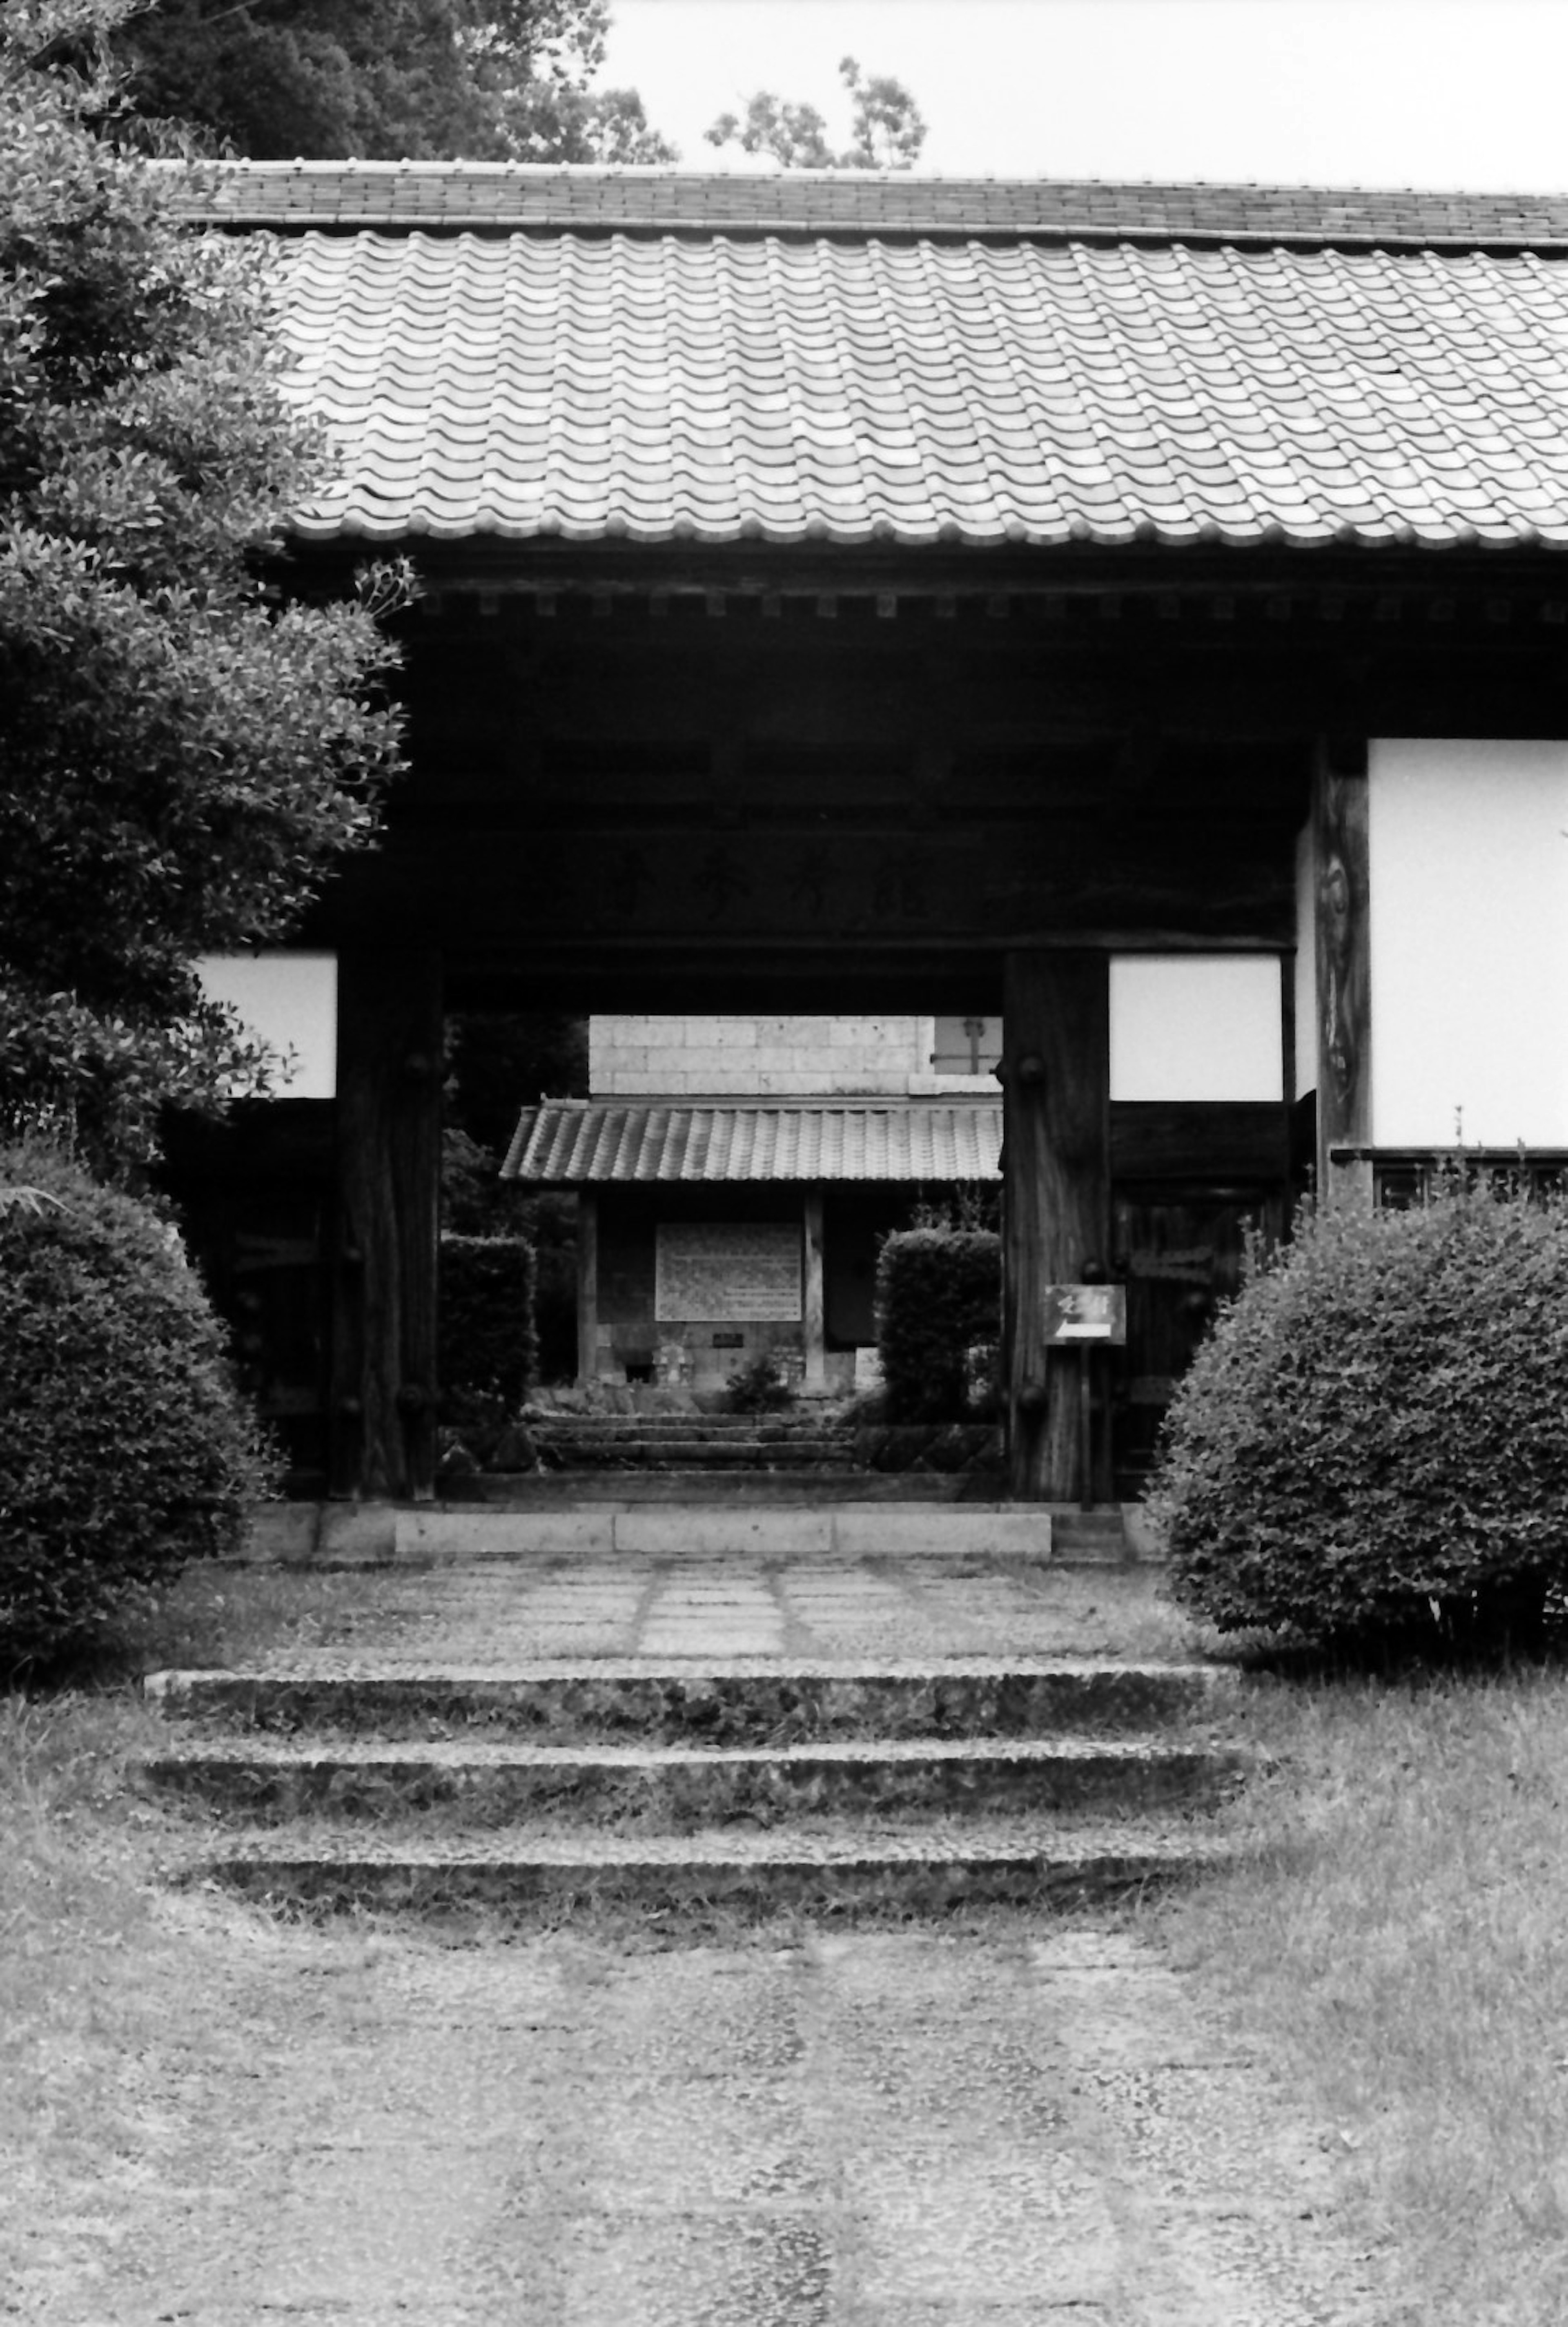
(603, 1, 1568, 189)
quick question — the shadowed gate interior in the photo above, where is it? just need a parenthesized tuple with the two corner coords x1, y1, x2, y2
(163, 574, 1314, 1504)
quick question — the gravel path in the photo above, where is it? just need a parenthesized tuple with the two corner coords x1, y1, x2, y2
(18, 1908, 1405, 2326)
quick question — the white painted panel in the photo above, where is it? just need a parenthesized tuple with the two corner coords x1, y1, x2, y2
(1109, 956, 1283, 1102)
(1294, 822, 1316, 1100)
(1370, 742, 1568, 1145)
(197, 953, 337, 1099)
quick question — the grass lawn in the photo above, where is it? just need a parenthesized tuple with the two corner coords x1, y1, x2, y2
(1149, 1661, 1568, 2327)
(7, 1568, 1568, 2319)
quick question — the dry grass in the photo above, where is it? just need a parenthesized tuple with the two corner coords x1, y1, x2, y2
(97, 1561, 391, 1674)
(1151, 1662, 1568, 2327)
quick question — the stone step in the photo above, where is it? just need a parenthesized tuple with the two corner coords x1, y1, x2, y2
(453, 1471, 990, 1507)
(1052, 1510, 1134, 1557)
(241, 1502, 1084, 1566)
(538, 1439, 859, 1469)
(163, 1814, 1238, 1922)
(535, 1417, 849, 1441)
(145, 1658, 1234, 1743)
(137, 1732, 1248, 1824)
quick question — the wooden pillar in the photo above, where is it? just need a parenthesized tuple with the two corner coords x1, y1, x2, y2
(802, 1188, 826, 1389)
(1313, 738, 1373, 1204)
(1002, 950, 1111, 1502)
(329, 948, 443, 1500)
(576, 1192, 599, 1384)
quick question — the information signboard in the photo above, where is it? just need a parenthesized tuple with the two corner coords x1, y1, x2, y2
(1042, 1284, 1127, 1345)
(655, 1223, 802, 1322)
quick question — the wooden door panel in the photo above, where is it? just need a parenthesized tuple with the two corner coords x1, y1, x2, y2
(1111, 1188, 1283, 1492)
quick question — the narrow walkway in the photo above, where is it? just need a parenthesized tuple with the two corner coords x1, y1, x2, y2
(84, 1915, 1394, 2327)
(243, 1554, 1193, 1669)
(107, 1543, 1405, 2325)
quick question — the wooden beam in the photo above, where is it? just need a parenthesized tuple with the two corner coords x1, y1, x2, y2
(1312, 738, 1372, 1204)
(576, 1192, 599, 1384)
(330, 948, 443, 1500)
(1002, 950, 1111, 1502)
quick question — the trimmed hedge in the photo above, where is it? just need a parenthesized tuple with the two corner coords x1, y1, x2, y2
(875, 1227, 1001, 1422)
(439, 1233, 538, 1408)
(1152, 1180, 1568, 1649)
(0, 1144, 274, 1665)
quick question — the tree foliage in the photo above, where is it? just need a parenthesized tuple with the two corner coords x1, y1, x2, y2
(706, 56, 927, 172)
(1, 4, 411, 1170)
(107, 0, 677, 163)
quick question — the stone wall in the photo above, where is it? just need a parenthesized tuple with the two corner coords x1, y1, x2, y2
(590, 1014, 934, 1097)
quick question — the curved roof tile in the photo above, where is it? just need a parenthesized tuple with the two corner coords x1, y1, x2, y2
(174, 163, 1568, 553)
(502, 1101, 1004, 1185)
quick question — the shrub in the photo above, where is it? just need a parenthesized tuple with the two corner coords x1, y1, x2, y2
(1151, 1179, 1568, 1649)
(438, 1234, 537, 1465)
(876, 1226, 1000, 1422)
(724, 1351, 794, 1414)
(439, 1234, 537, 1405)
(0, 1144, 275, 1668)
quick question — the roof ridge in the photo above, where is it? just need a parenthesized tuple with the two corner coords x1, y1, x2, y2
(170, 160, 1568, 252)
(168, 158, 1565, 196)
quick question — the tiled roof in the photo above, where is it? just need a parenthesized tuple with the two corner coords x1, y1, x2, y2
(189, 163, 1568, 250)
(198, 162, 1568, 553)
(501, 1101, 1002, 1184)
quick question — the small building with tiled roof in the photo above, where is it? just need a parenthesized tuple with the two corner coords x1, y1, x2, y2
(504, 1012, 1005, 1393)
(178, 162, 1568, 1501)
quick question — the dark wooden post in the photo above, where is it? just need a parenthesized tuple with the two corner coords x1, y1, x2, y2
(576, 1192, 599, 1384)
(1312, 738, 1373, 1204)
(802, 1188, 826, 1390)
(330, 948, 443, 1500)
(1002, 950, 1111, 1502)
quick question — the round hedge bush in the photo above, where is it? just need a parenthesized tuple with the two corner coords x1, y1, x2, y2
(1150, 1179, 1568, 1649)
(0, 1144, 275, 1665)
(875, 1226, 1001, 1422)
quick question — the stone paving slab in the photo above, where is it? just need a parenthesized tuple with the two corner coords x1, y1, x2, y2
(193, 1556, 1197, 1668)
(74, 1925, 1396, 2326)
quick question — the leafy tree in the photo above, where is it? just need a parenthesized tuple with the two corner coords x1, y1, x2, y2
(107, 0, 677, 163)
(1, 2, 411, 1172)
(706, 55, 927, 171)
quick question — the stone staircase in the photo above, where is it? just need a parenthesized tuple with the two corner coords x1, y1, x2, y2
(532, 1411, 859, 1477)
(465, 1404, 1034, 1510)
(138, 1514, 1249, 1923)
(512, 1406, 876, 1501)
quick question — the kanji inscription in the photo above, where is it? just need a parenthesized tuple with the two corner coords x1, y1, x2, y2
(655, 1224, 802, 1321)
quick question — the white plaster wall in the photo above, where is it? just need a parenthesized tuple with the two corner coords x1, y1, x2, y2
(1109, 956, 1283, 1103)
(590, 1014, 929, 1096)
(1370, 740, 1568, 1146)
(197, 953, 336, 1098)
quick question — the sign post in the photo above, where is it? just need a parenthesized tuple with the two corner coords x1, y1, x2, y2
(1042, 1284, 1127, 1510)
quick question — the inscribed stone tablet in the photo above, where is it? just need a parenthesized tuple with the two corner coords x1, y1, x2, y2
(655, 1223, 802, 1321)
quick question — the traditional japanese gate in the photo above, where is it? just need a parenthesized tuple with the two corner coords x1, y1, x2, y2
(265, 571, 1423, 1503)
(176, 165, 1568, 1503)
